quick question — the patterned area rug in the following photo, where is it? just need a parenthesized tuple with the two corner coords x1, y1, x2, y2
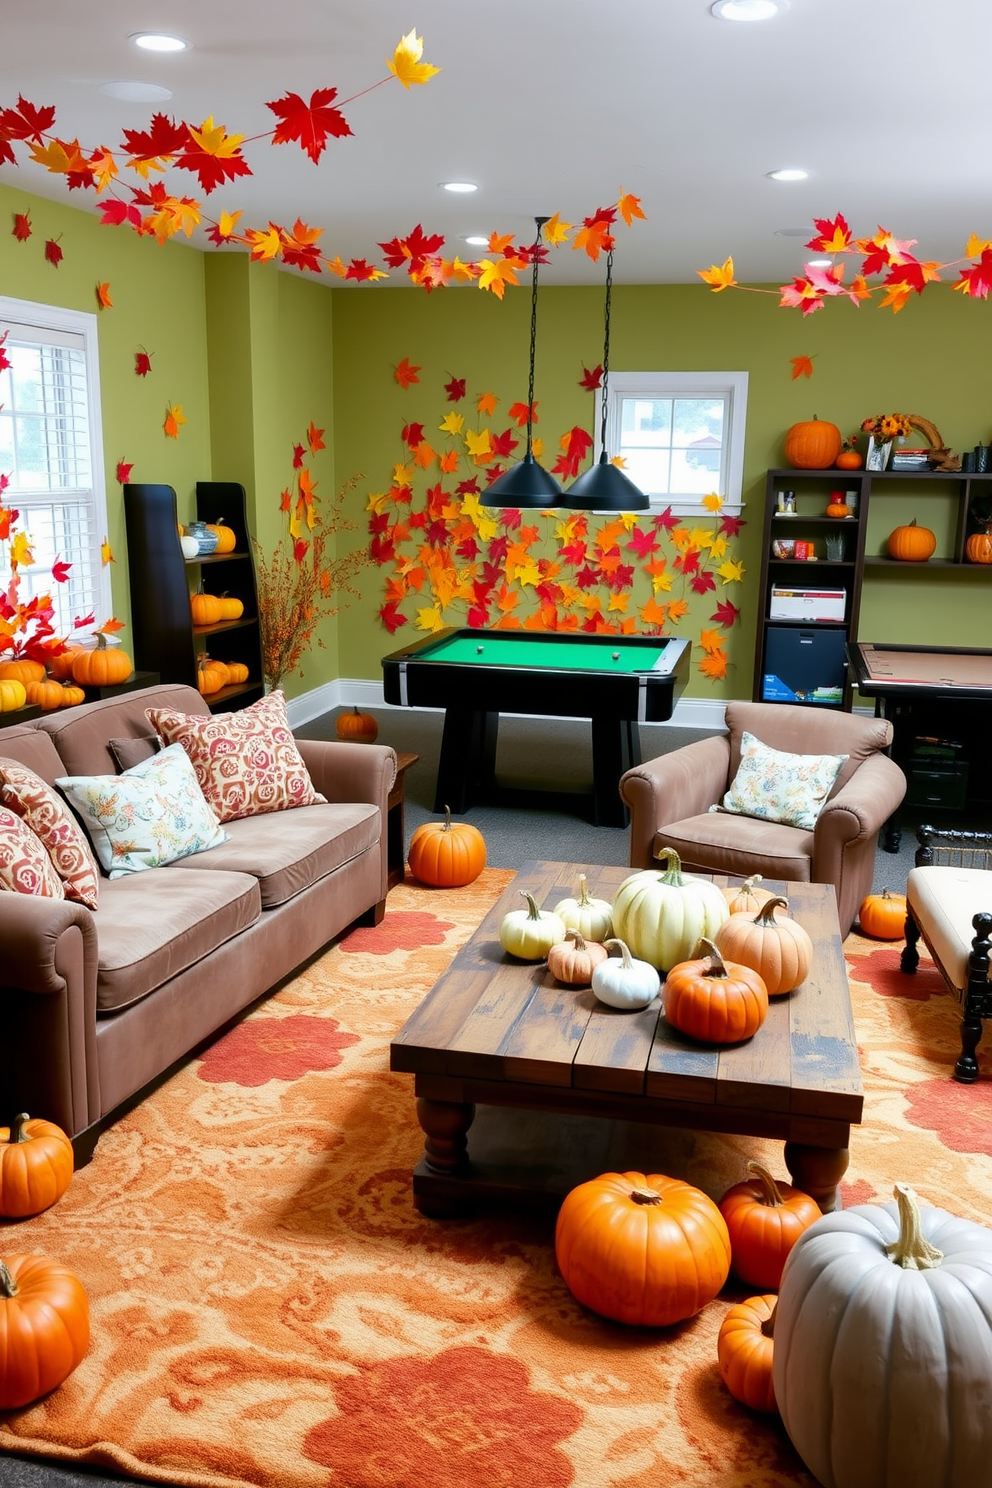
(2, 869, 989, 1488)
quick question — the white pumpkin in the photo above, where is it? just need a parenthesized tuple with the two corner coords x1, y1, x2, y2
(553, 873, 613, 943)
(499, 890, 566, 962)
(774, 1183, 992, 1488)
(611, 848, 729, 972)
(591, 938, 661, 1010)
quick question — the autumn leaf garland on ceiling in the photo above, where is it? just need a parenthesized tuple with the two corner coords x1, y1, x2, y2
(370, 372, 745, 683)
(699, 213, 992, 314)
(0, 30, 644, 286)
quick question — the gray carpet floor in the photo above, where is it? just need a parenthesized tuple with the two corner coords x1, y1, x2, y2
(0, 706, 978, 1488)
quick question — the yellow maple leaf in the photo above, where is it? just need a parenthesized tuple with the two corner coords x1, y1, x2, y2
(477, 257, 521, 298)
(619, 511, 639, 530)
(214, 209, 243, 241)
(447, 257, 480, 283)
(246, 225, 282, 262)
(187, 116, 246, 159)
(392, 463, 414, 487)
(89, 148, 118, 193)
(717, 558, 745, 584)
(650, 569, 674, 594)
(697, 257, 736, 292)
(464, 429, 491, 460)
(415, 604, 444, 632)
(101, 537, 115, 565)
(388, 30, 440, 89)
(617, 189, 646, 226)
(157, 195, 201, 240)
(543, 212, 572, 247)
(966, 233, 992, 258)
(29, 138, 85, 175)
(702, 492, 723, 512)
(532, 436, 544, 460)
(513, 558, 542, 588)
(366, 491, 392, 514)
(878, 282, 913, 314)
(477, 392, 497, 417)
(608, 593, 629, 613)
(688, 526, 714, 550)
(10, 531, 33, 567)
(708, 534, 728, 559)
(698, 628, 725, 654)
(325, 256, 348, 278)
(476, 516, 498, 542)
(439, 412, 464, 435)
(163, 403, 186, 439)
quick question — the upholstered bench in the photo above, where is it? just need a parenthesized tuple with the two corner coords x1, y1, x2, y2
(901, 826, 992, 1083)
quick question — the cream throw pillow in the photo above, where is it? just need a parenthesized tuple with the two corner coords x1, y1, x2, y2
(717, 730, 848, 832)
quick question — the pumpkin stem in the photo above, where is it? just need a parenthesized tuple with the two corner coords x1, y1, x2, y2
(603, 937, 635, 969)
(761, 1302, 777, 1339)
(745, 1159, 785, 1208)
(442, 806, 454, 833)
(577, 874, 592, 907)
(655, 847, 685, 887)
(565, 929, 589, 951)
(520, 890, 545, 922)
(629, 1187, 664, 1206)
(0, 1260, 18, 1297)
(696, 937, 729, 978)
(9, 1113, 31, 1144)
(754, 896, 790, 927)
(885, 1183, 944, 1270)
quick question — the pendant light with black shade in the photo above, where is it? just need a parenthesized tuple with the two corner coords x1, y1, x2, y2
(482, 216, 563, 508)
(563, 246, 649, 511)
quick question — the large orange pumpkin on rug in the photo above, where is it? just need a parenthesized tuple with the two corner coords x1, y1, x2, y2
(784, 417, 842, 470)
(0, 1253, 90, 1408)
(408, 806, 486, 887)
(555, 1170, 731, 1326)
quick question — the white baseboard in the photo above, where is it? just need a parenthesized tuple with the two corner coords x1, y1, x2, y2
(285, 678, 729, 733)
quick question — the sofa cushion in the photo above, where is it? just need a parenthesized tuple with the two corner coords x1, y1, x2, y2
(0, 724, 68, 787)
(0, 758, 100, 908)
(146, 689, 327, 824)
(167, 801, 380, 908)
(108, 735, 160, 772)
(718, 730, 848, 832)
(35, 682, 208, 779)
(654, 813, 813, 883)
(0, 805, 66, 898)
(94, 868, 261, 1012)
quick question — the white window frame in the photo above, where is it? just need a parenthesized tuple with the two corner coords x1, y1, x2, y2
(598, 370, 748, 516)
(0, 294, 113, 636)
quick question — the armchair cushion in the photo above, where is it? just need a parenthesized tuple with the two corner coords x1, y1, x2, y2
(655, 813, 813, 883)
(718, 730, 848, 831)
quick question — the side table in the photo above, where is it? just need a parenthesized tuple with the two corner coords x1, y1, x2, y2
(388, 751, 419, 890)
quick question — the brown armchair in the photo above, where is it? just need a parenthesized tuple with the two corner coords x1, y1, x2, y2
(619, 701, 907, 937)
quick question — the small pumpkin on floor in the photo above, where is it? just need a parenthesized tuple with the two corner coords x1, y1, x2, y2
(0, 1113, 74, 1218)
(719, 1159, 821, 1289)
(336, 706, 378, 743)
(717, 1293, 778, 1413)
(858, 886, 907, 940)
(408, 805, 486, 888)
(0, 1253, 90, 1408)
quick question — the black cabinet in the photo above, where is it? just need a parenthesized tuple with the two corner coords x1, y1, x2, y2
(124, 481, 264, 712)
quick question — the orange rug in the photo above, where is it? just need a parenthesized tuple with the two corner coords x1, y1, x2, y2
(1, 869, 989, 1488)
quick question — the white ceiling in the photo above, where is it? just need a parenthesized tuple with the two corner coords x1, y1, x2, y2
(6, 0, 990, 288)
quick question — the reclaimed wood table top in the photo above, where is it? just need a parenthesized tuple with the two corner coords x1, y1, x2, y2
(390, 860, 864, 1146)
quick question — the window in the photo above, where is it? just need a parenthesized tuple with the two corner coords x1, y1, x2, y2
(0, 296, 111, 640)
(600, 371, 748, 514)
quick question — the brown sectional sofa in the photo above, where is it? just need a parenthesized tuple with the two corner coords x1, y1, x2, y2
(0, 683, 397, 1159)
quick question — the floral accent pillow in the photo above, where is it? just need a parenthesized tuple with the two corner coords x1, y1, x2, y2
(717, 731, 849, 833)
(0, 758, 100, 908)
(145, 689, 326, 824)
(0, 806, 66, 898)
(56, 743, 228, 878)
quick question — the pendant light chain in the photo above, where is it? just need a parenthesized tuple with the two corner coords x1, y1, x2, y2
(599, 246, 614, 458)
(526, 216, 549, 459)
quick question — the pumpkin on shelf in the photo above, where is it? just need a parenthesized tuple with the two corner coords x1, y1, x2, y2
(498, 888, 566, 961)
(783, 417, 843, 470)
(715, 896, 813, 997)
(408, 806, 487, 889)
(663, 938, 769, 1044)
(197, 656, 230, 696)
(215, 594, 244, 621)
(835, 449, 864, 471)
(825, 493, 852, 518)
(591, 938, 661, 1010)
(336, 706, 379, 744)
(773, 1183, 992, 1488)
(887, 518, 937, 562)
(546, 929, 610, 988)
(24, 677, 65, 711)
(0, 657, 45, 686)
(0, 1253, 90, 1409)
(965, 520, 992, 564)
(858, 886, 907, 940)
(70, 636, 133, 687)
(0, 679, 27, 713)
(718, 1294, 778, 1414)
(223, 661, 250, 685)
(204, 519, 237, 553)
(719, 1159, 821, 1290)
(611, 848, 729, 973)
(553, 873, 613, 943)
(190, 592, 224, 627)
(554, 1170, 732, 1327)
(48, 648, 84, 681)
(0, 1114, 74, 1219)
(59, 682, 86, 708)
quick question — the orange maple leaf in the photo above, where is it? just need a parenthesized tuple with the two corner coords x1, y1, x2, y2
(667, 598, 690, 623)
(163, 403, 186, 439)
(477, 392, 497, 417)
(97, 616, 126, 635)
(95, 282, 112, 309)
(699, 649, 728, 680)
(394, 357, 421, 389)
(697, 257, 736, 292)
(790, 355, 815, 380)
(698, 627, 726, 654)
(307, 421, 325, 454)
(572, 218, 614, 261)
(413, 441, 436, 469)
(617, 189, 646, 226)
(439, 449, 460, 473)
(639, 597, 668, 627)
(508, 400, 535, 428)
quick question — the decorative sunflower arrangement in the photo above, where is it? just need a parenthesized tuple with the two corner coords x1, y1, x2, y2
(861, 413, 912, 441)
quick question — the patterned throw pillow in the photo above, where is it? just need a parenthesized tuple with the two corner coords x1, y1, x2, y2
(0, 805, 66, 898)
(0, 758, 101, 908)
(145, 689, 326, 824)
(717, 730, 849, 833)
(56, 743, 228, 877)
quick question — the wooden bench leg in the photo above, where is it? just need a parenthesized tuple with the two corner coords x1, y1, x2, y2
(955, 912, 992, 1084)
(901, 911, 920, 974)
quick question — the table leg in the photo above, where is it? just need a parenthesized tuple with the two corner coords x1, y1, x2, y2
(590, 717, 640, 828)
(435, 709, 498, 813)
(784, 1141, 849, 1213)
(414, 1098, 476, 1217)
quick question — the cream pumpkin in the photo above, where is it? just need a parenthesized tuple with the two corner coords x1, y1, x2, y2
(611, 848, 729, 972)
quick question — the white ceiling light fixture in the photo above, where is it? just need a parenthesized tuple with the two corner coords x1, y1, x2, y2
(711, 0, 788, 19)
(464, 235, 489, 247)
(767, 168, 808, 182)
(130, 33, 188, 52)
(442, 181, 478, 194)
(806, 258, 832, 268)
(99, 80, 173, 102)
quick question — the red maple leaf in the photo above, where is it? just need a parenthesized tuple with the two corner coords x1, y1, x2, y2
(456, 477, 481, 496)
(266, 89, 352, 165)
(467, 603, 490, 628)
(806, 213, 851, 253)
(956, 248, 992, 299)
(489, 428, 519, 458)
(115, 460, 133, 484)
(445, 375, 466, 402)
(711, 599, 741, 628)
(293, 538, 310, 563)
(402, 422, 425, 448)
(652, 507, 680, 532)
(626, 527, 660, 559)
(134, 350, 152, 377)
(574, 564, 600, 590)
(558, 540, 588, 567)
(498, 508, 522, 531)
(690, 570, 717, 595)
(0, 96, 57, 144)
(677, 549, 701, 576)
(175, 131, 253, 193)
(378, 224, 446, 275)
(292, 444, 305, 469)
(51, 558, 72, 583)
(44, 238, 63, 268)
(718, 513, 746, 537)
(100, 198, 143, 231)
(394, 357, 421, 389)
(579, 364, 603, 390)
(120, 113, 187, 163)
(72, 612, 95, 629)
(12, 212, 31, 241)
(345, 259, 378, 282)
(456, 536, 479, 560)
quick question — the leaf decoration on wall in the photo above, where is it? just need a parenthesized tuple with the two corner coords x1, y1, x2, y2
(44, 236, 63, 267)
(95, 281, 112, 309)
(12, 211, 31, 240)
(100, 538, 115, 565)
(163, 403, 186, 439)
(115, 460, 133, 484)
(134, 349, 152, 377)
(790, 355, 814, 380)
(395, 357, 421, 389)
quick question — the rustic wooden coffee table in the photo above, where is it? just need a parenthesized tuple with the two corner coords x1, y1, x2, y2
(390, 861, 863, 1217)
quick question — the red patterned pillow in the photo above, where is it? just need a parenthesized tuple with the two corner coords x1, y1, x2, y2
(0, 758, 101, 908)
(145, 689, 327, 825)
(0, 805, 66, 898)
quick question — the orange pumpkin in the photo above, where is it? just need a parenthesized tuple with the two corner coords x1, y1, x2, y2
(835, 449, 864, 470)
(826, 492, 852, 518)
(0, 658, 45, 685)
(190, 592, 224, 626)
(59, 682, 86, 708)
(965, 522, 992, 564)
(717, 1294, 778, 1414)
(407, 805, 486, 887)
(546, 929, 610, 987)
(224, 661, 250, 685)
(0, 1253, 90, 1409)
(336, 706, 379, 744)
(663, 938, 769, 1044)
(215, 593, 244, 621)
(70, 636, 133, 687)
(858, 887, 907, 940)
(197, 656, 229, 695)
(25, 677, 65, 711)
(784, 417, 843, 470)
(49, 648, 85, 681)
(204, 519, 237, 554)
(0, 1114, 74, 1218)
(714, 895, 813, 997)
(887, 518, 936, 562)
(723, 874, 774, 916)
(718, 1159, 821, 1289)
(554, 1170, 732, 1327)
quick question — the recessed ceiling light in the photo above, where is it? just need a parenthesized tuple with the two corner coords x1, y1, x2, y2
(442, 181, 477, 194)
(130, 33, 188, 52)
(806, 258, 832, 269)
(711, 0, 788, 18)
(465, 235, 489, 247)
(768, 168, 808, 182)
(100, 80, 173, 103)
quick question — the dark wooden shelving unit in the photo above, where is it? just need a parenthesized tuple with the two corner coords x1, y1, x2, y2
(123, 481, 264, 711)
